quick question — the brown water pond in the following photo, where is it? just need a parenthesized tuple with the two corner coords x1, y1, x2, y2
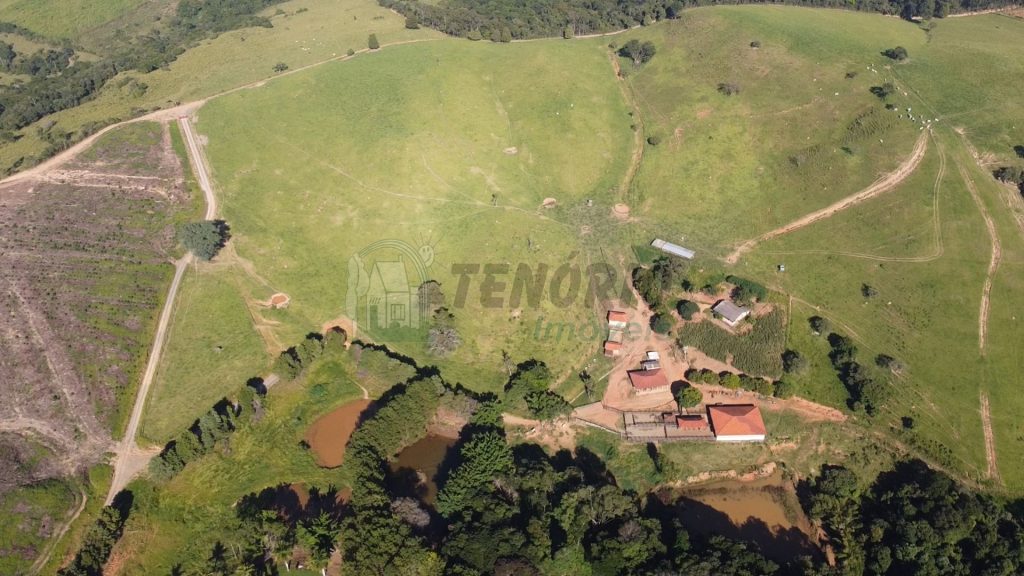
(304, 399, 373, 468)
(662, 472, 822, 563)
(388, 434, 458, 504)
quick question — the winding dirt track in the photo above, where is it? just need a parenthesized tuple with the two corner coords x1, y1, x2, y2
(980, 392, 1000, 483)
(956, 161, 1001, 354)
(726, 132, 930, 264)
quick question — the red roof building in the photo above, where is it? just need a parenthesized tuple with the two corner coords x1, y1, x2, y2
(627, 369, 671, 394)
(675, 414, 711, 431)
(707, 404, 767, 442)
(603, 340, 623, 356)
(607, 310, 629, 327)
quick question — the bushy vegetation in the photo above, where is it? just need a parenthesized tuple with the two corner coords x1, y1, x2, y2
(377, 0, 1013, 41)
(504, 361, 571, 420)
(676, 385, 703, 407)
(676, 299, 700, 320)
(178, 219, 230, 260)
(678, 309, 786, 378)
(827, 332, 888, 415)
(807, 461, 1024, 575)
(632, 257, 686, 311)
(58, 496, 131, 576)
(726, 275, 768, 305)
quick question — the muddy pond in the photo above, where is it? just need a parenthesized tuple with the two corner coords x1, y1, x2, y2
(388, 434, 458, 504)
(304, 399, 373, 468)
(663, 472, 822, 563)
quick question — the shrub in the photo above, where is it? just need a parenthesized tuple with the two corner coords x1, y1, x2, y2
(368, 33, 380, 50)
(405, 15, 419, 29)
(782, 350, 808, 374)
(178, 220, 229, 260)
(726, 275, 767, 304)
(750, 40, 761, 48)
(883, 46, 908, 61)
(773, 380, 795, 399)
(563, 26, 574, 39)
(647, 135, 662, 146)
(651, 313, 673, 335)
(346, 48, 355, 56)
(721, 373, 741, 389)
(677, 300, 700, 320)
(809, 316, 831, 335)
(676, 386, 703, 408)
(870, 83, 896, 99)
(273, 62, 288, 72)
(427, 326, 461, 356)
(467, 29, 482, 41)
(861, 283, 878, 298)
(717, 82, 740, 96)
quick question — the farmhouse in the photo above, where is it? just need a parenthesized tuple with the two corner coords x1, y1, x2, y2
(712, 300, 751, 327)
(607, 310, 628, 329)
(651, 238, 695, 260)
(628, 368, 671, 395)
(707, 404, 766, 442)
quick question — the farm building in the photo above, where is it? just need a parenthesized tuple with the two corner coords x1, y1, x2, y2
(651, 238, 695, 260)
(628, 368, 671, 395)
(607, 310, 628, 329)
(712, 300, 751, 327)
(603, 339, 623, 357)
(623, 411, 714, 441)
(641, 350, 661, 370)
(707, 404, 766, 442)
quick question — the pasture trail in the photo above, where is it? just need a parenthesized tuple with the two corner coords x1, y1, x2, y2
(956, 160, 1000, 354)
(608, 50, 646, 204)
(980, 392, 1001, 483)
(759, 137, 947, 263)
(725, 131, 929, 264)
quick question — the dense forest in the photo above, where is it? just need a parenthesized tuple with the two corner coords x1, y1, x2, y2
(380, 0, 1017, 40)
(0, 0, 285, 153)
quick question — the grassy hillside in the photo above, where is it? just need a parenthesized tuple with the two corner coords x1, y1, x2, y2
(187, 38, 634, 394)
(0, 0, 148, 41)
(0, 0, 440, 175)
(160, 6, 1024, 495)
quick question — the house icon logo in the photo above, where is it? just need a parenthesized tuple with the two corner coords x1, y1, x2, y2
(344, 239, 433, 338)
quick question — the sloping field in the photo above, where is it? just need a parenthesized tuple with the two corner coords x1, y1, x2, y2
(182, 38, 634, 402)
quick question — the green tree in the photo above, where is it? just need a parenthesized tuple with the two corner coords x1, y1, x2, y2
(178, 220, 229, 260)
(721, 373, 741, 390)
(0, 42, 14, 70)
(651, 313, 673, 335)
(676, 385, 702, 408)
(500, 28, 512, 43)
(677, 299, 700, 320)
(884, 46, 909, 61)
(563, 25, 574, 39)
(619, 39, 656, 65)
(437, 430, 514, 515)
(405, 14, 420, 29)
(467, 30, 482, 41)
(772, 379, 795, 399)
(272, 62, 288, 72)
(368, 33, 380, 50)
(809, 315, 831, 335)
(782, 349, 808, 374)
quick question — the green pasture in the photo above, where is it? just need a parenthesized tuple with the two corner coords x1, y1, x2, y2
(0, 0, 440, 172)
(0, 0, 146, 41)
(141, 264, 271, 444)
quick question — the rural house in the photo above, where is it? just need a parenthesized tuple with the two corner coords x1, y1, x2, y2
(628, 368, 671, 395)
(712, 300, 751, 327)
(707, 404, 766, 442)
(607, 310, 628, 329)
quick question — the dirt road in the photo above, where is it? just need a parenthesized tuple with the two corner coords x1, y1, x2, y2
(104, 116, 217, 505)
(979, 392, 1001, 483)
(956, 161, 1000, 354)
(726, 132, 929, 264)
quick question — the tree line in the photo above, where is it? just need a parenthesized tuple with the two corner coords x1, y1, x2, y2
(377, 0, 1017, 42)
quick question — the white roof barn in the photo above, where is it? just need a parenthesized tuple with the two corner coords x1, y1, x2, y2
(651, 239, 695, 260)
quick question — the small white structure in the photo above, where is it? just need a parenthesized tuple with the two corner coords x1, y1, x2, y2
(651, 239, 695, 260)
(646, 351, 660, 361)
(712, 300, 751, 327)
